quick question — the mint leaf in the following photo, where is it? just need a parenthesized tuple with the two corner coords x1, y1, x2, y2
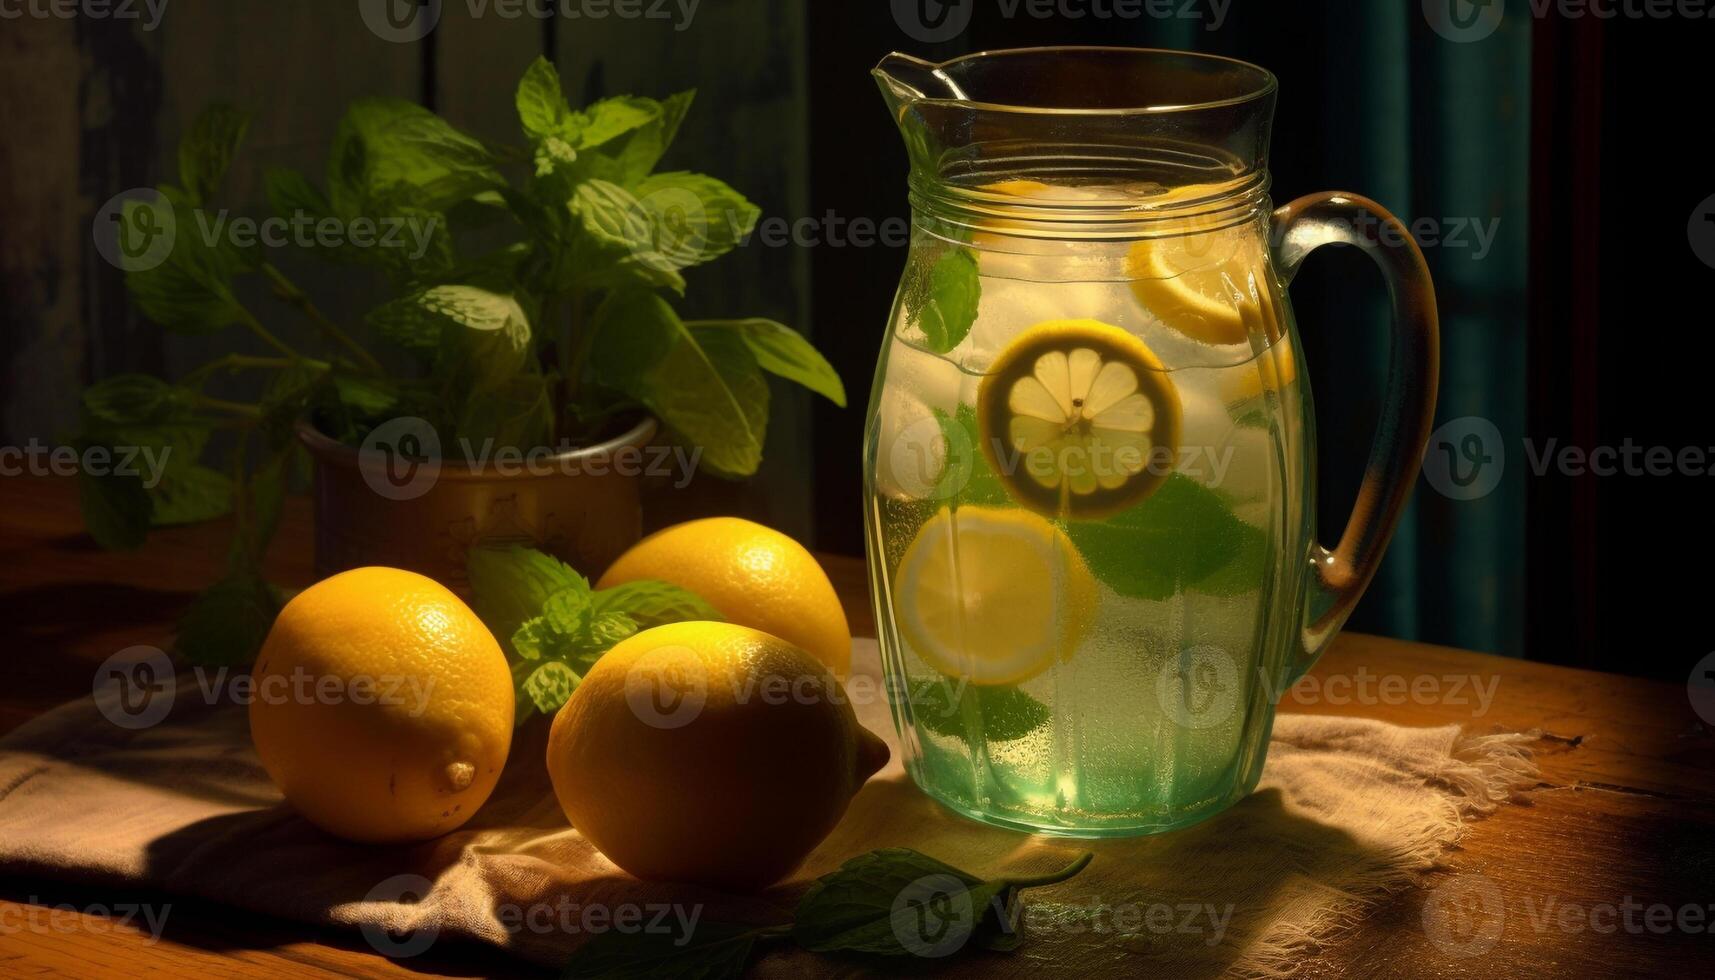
(82, 375, 192, 425)
(931, 405, 1007, 506)
(571, 179, 654, 252)
(521, 661, 581, 715)
(123, 197, 246, 334)
(177, 567, 282, 667)
(412, 285, 533, 389)
(328, 99, 502, 215)
(793, 849, 1091, 956)
(77, 466, 151, 550)
(590, 580, 722, 629)
(631, 171, 758, 268)
(468, 545, 590, 658)
(571, 96, 661, 151)
(148, 464, 233, 527)
(590, 292, 768, 477)
(1065, 474, 1263, 600)
(611, 90, 695, 182)
(561, 921, 788, 980)
(179, 103, 250, 206)
(455, 369, 554, 450)
(689, 319, 845, 407)
(516, 56, 572, 143)
(264, 167, 330, 220)
(914, 247, 980, 354)
(910, 680, 1050, 742)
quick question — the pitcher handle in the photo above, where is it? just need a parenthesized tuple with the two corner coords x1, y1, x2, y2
(1270, 192, 1440, 684)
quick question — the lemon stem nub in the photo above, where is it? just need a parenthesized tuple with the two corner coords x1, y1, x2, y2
(443, 761, 476, 792)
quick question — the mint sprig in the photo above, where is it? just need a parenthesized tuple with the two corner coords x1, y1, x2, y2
(466, 544, 723, 720)
(560, 849, 1092, 978)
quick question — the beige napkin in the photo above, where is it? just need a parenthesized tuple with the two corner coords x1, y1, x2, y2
(0, 640, 1535, 976)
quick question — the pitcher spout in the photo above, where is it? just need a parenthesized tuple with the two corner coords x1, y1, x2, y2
(872, 52, 964, 117)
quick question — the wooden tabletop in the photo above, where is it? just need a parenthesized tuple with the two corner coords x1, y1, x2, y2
(0, 473, 1708, 978)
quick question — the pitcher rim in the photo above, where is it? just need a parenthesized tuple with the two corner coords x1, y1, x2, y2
(874, 46, 1279, 116)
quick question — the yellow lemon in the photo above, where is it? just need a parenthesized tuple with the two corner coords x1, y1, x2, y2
(893, 507, 1098, 686)
(249, 567, 514, 843)
(977, 318, 1183, 520)
(547, 622, 890, 890)
(597, 518, 851, 676)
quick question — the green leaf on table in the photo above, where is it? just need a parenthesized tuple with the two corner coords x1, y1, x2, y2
(521, 661, 582, 716)
(1065, 474, 1265, 600)
(913, 247, 980, 354)
(561, 920, 787, 980)
(688, 319, 845, 407)
(590, 580, 722, 629)
(176, 567, 283, 667)
(910, 679, 1051, 742)
(467, 545, 590, 658)
(793, 849, 1092, 956)
(590, 291, 768, 478)
(179, 103, 250, 206)
(630, 171, 758, 268)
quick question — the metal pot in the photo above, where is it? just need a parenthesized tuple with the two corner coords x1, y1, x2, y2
(296, 415, 659, 593)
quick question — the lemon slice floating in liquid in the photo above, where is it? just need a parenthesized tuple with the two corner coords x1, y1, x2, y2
(977, 318, 1183, 520)
(1124, 227, 1266, 347)
(894, 506, 1097, 686)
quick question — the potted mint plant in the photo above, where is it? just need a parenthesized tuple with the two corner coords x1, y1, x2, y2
(75, 57, 843, 665)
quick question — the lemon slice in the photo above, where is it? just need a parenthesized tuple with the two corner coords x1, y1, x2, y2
(894, 507, 1097, 686)
(1124, 227, 1267, 347)
(977, 319, 1182, 520)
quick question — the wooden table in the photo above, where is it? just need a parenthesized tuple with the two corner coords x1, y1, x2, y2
(0, 473, 1708, 978)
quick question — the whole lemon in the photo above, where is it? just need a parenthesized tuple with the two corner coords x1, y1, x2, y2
(597, 518, 851, 676)
(547, 622, 889, 890)
(249, 567, 514, 843)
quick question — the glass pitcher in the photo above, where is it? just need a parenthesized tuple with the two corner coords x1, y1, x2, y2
(864, 47, 1439, 837)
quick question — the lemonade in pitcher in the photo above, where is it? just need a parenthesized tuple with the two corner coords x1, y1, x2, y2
(864, 48, 1438, 836)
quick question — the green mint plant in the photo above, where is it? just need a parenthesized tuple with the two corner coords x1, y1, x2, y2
(75, 58, 844, 666)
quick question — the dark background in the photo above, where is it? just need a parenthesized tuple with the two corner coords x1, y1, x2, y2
(1, 0, 1709, 679)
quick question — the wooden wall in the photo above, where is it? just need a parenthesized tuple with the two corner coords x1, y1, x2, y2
(0, 1, 817, 541)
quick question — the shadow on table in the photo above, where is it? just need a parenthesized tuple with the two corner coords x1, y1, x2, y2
(804, 772, 1382, 977)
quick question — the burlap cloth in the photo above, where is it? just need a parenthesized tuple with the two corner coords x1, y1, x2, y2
(0, 640, 1536, 976)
